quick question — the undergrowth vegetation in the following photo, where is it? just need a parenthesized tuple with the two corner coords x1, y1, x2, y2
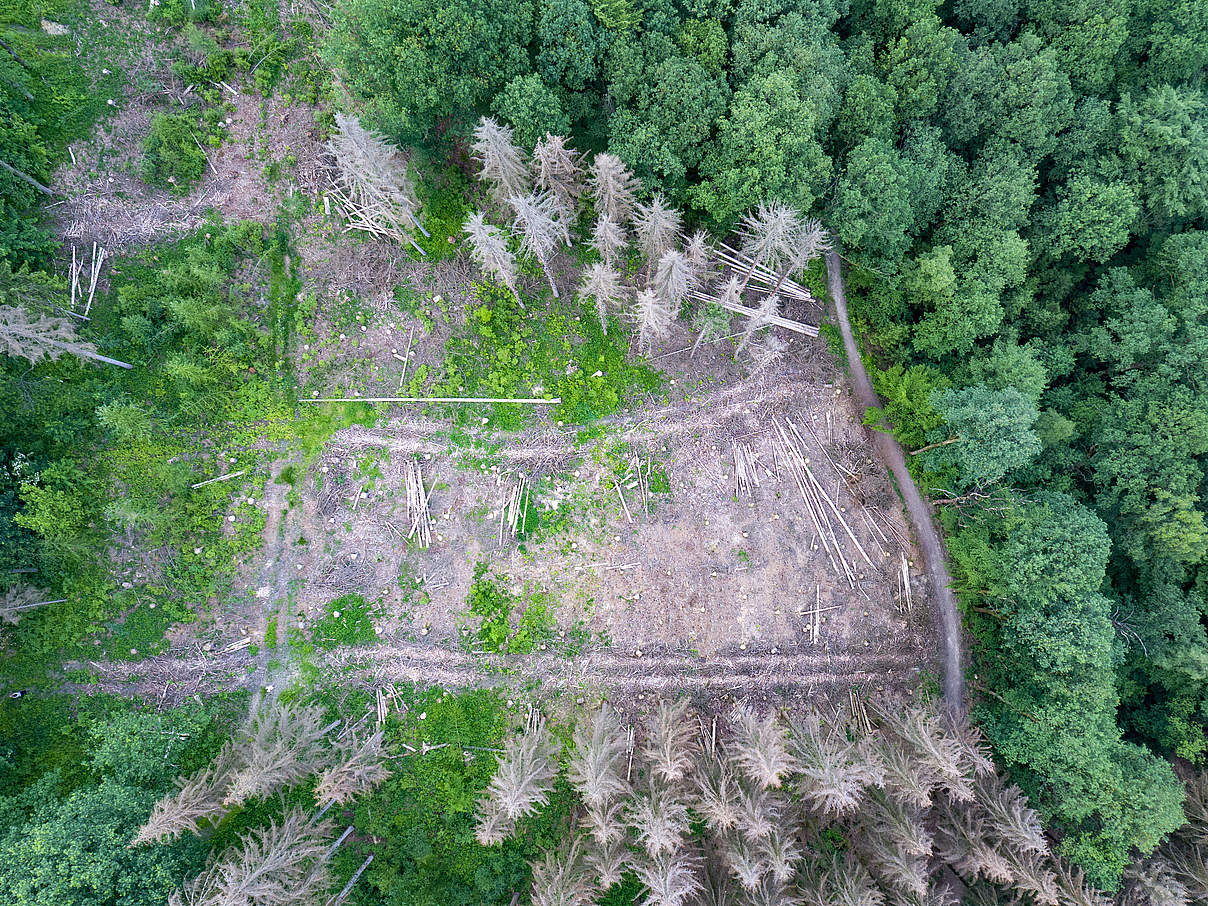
(415, 280, 661, 429)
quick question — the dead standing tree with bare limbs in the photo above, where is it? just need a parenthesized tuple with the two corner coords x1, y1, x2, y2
(472, 116, 531, 204)
(508, 191, 570, 298)
(531, 133, 585, 213)
(463, 211, 523, 305)
(578, 261, 628, 333)
(588, 152, 640, 224)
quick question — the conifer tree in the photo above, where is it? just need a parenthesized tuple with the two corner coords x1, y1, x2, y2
(463, 211, 523, 305)
(588, 153, 640, 223)
(473, 116, 531, 203)
(578, 262, 628, 334)
(532, 133, 585, 212)
(738, 203, 802, 291)
(223, 701, 330, 807)
(633, 194, 684, 266)
(652, 250, 692, 318)
(592, 213, 629, 265)
(508, 192, 569, 297)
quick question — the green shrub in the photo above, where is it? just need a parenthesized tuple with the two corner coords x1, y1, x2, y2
(141, 114, 207, 195)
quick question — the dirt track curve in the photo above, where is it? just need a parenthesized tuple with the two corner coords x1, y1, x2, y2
(825, 249, 965, 716)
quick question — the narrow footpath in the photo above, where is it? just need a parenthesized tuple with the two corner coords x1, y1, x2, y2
(825, 249, 965, 716)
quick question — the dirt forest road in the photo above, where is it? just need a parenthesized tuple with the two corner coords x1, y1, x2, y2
(825, 249, 966, 716)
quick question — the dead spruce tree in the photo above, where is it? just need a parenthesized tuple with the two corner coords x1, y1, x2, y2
(172, 809, 332, 906)
(473, 116, 531, 203)
(223, 700, 331, 806)
(134, 699, 341, 847)
(0, 304, 130, 368)
(738, 203, 802, 291)
(588, 152, 640, 224)
(633, 194, 684, 268)
(591, 213, 629, 266)
(735, 294, 781, 356)
(326, 112, 425, 250)
(532, 133, 585, 212)
(652, 250, 693, 318)
(508, 192, 570, 298)
(578, 262, 628, 334)
(476, 697, 1095, 906)
(132, 741, 243, 846)
(463, 211, 523, 304)
(313, 730, 392, 810)
(476, 717, 562, 845)
(634, 288, 673, 353)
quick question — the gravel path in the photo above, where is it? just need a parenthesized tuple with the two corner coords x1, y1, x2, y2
(825, 249, 965, 716)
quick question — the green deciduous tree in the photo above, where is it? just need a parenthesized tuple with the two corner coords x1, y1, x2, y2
(327, 0, 534, 146)
(925, 384, 1041, 488)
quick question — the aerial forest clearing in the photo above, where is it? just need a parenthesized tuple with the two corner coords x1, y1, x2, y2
(2, 0, 1207, 902)
(63, 114, 942, 715)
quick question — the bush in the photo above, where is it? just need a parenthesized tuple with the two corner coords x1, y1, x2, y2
(141, 114, 207, 195)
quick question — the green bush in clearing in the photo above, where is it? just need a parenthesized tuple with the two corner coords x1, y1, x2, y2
(142, 114, 207, 195)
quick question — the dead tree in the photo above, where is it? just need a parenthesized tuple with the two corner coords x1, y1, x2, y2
(735, 294, 781, 356)
(531, 133, 585, 212)
(633, 194, 683, 267)
(508, 192, 569, 297)
(473, 116, 531, 203)
(313, 730, 392, 810)
(634, 288, 673, 354)
(326, 113, 426, 250)
(463, 211, 523, 304)
(738, 203, 801, 291)
(588, 152, 640, 224)
(475, 718, 562, 844)
(0, 305, 131, 368)
(530, 838, 594, 906)
(727, 704, 797, 790)
(173, 809, 332, 906)
(579, 262, 628, 333)
(223, 700, 330, 806)
(591, 213, 629, 266)
(651, 250, 692, 318)
(132, 742, 242, 846)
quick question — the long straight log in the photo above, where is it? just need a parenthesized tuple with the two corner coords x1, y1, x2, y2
(301, 396, 560, 404)
(0, 157, 52, 195)
(327, 853, 374, 906)
(687, 291, 819, 337)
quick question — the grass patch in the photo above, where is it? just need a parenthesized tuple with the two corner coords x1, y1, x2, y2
(309, 593, 377, 648)
(419, 281, 661, 429)
(464, 563, 556, 654)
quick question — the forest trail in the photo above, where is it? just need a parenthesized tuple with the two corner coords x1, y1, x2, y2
(63, 641, 925, 704)
(824, 249, 965, 716)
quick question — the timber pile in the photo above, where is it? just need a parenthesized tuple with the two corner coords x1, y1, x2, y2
(404, 459, 431, 548)
(773, 417, 878, 587)
(732, 441, 760, 498)
(498, 473, 530, 544)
